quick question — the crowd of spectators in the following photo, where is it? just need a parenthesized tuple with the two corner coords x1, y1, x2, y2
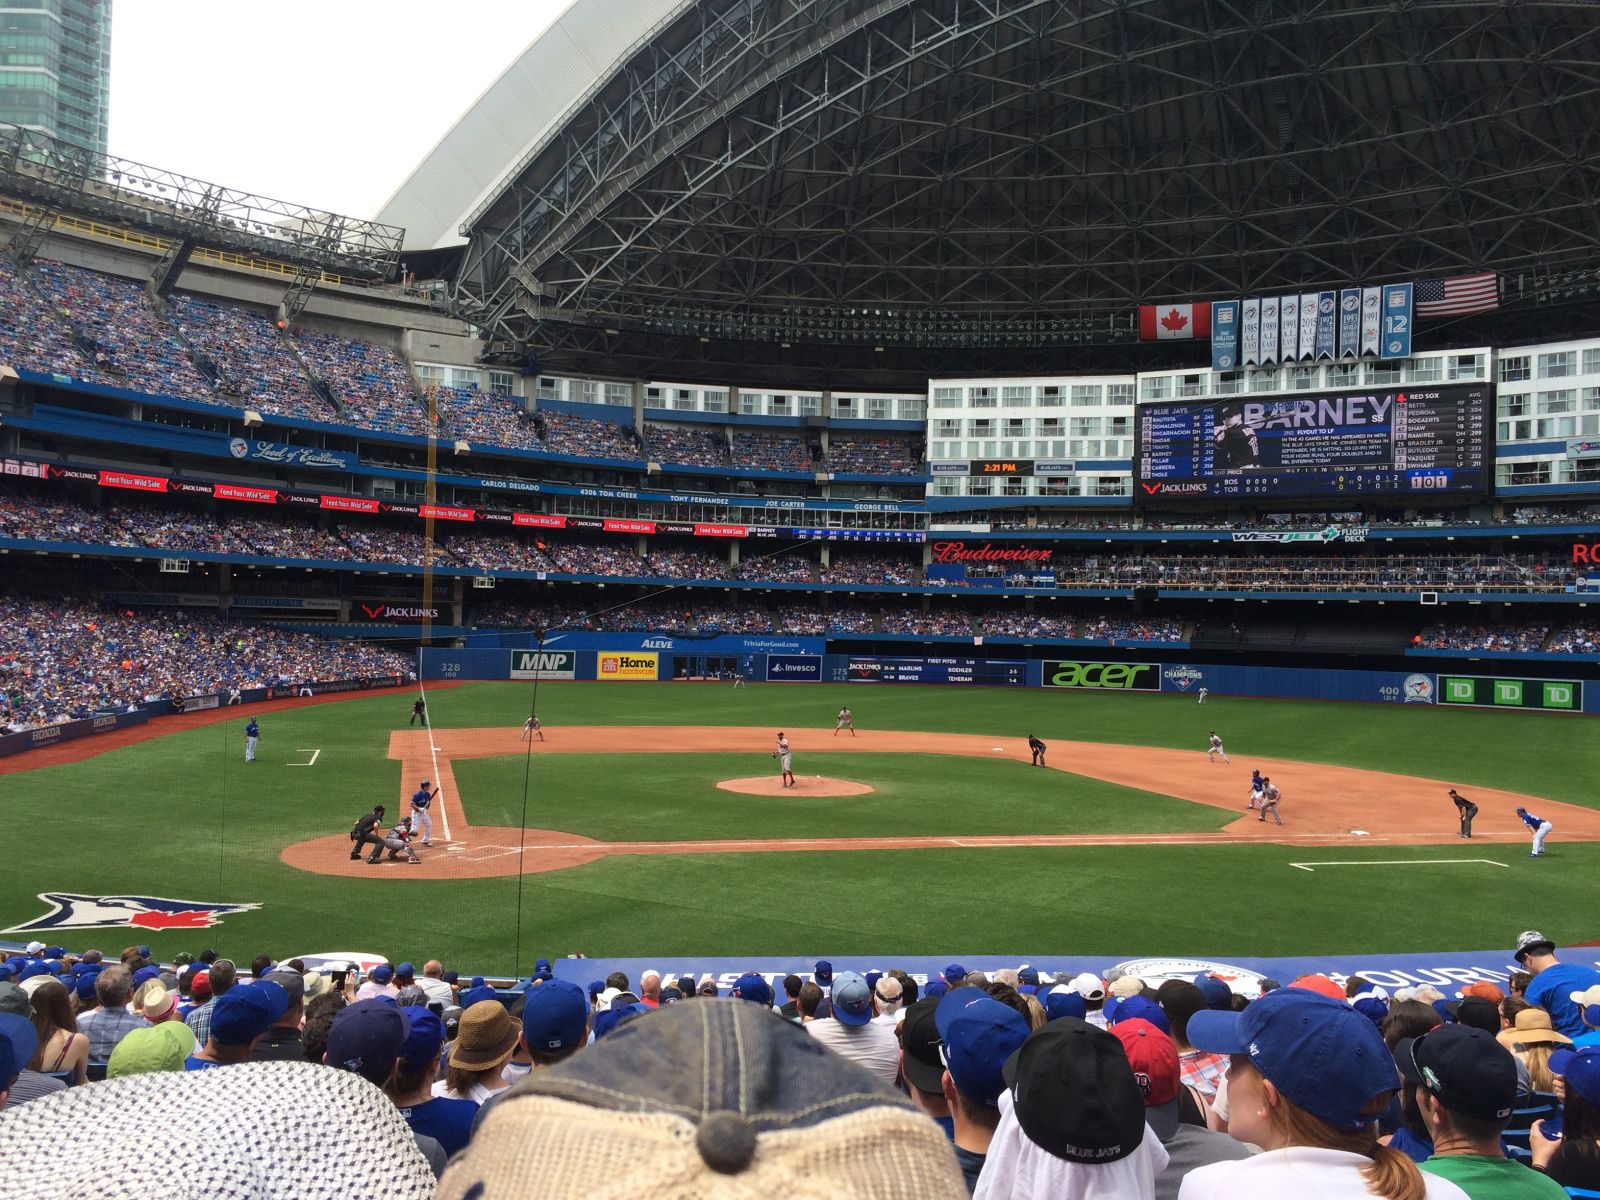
(292, 329, 433, 438)
(826, 437, 923, 476)
(168, 294, 334, 423)
(643, 423, 726, 468)
(7, 930, 1588, 1197)
(976, 611, 1186, 642)
(0, 257, 94, 380)
(1040, 552, 1578, 593)
(0, 597, 409, 731)
(430, 386, 545, 454)
(735, 549, 817, 583)
(0, 495, 137, 546)
(881, 608, 974, 637)
(1548, 624, 1600, 653)
(535, 411, 641, 461)
(1418, 623, 1551, 654)
(30, 261, 217, 404)
(732, 431, 815, 472)
(823, 551, 919, 586)
(642, 545, 728, 580)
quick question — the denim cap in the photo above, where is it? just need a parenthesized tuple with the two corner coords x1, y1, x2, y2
(1188, 986, 1400, 1130)
(1550, 1046, 1600, 1106)
(208, 980, 289, 1046)
(437, 998, 966, 1198)
(935, 989, 1030, 1106)
(1041, 984, 1087, 1023)
(400, 1005, 446, 1064)
(523, 979, 588, 1051)
(830, 972, 873, 1027)
(1106, 994, 1170, 1035)
(0, 1011, 38, 1089)
(328, 997, 411, 1085)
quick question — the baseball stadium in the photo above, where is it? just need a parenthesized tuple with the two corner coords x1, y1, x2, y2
(3, 2, 1600, 1191)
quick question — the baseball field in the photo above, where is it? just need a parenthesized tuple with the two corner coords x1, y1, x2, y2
(3, 679, 1597, 974)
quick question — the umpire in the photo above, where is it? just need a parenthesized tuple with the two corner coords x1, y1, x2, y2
(1448, 789, 1480, 839)
(349, 805, 387, 861)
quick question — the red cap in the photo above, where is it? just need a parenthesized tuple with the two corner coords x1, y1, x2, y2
(1111, 1017, 1179, 1105)
(1289, 973, 1346, 1000)
(190, 970, 211, 999)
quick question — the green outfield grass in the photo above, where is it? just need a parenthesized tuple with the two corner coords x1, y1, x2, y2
(3, 679, 1596, 972)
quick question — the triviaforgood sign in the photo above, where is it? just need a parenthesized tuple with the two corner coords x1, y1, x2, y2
(598, 652, 659, 681)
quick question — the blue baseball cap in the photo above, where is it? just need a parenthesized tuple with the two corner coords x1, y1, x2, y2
(1042, 984, 1087, 1023)
(523, 979, 588, 1052)
(1188, 987, 1400, 1130)
(813, 960, 833, 986)
(42, 947, 64, 960)
(0, 1011, 39, 1089)
(460, 983, 498, 1009)
(587, 980, 606, 1001)
(1017, 965, 1040, 988)
(943, 963, 968, 984)
(1193, 974, 1233, 1010)
(864, 970, 883, 996)
(75, 973, 99, 1002)
(328, 997, 410, 1084)
(394, 962, 415, 979)
(208, 979, 289, 1047)
(924, 980, 950, 1000)
(831, 972, 873, 1026)
(370, 964, 394, 985)
(935, 989, 1031, 1106)
(592, 1002, 651, 1041)
(731, 973, 774, 1008)
(1551, 1046, 1600, 1106)
(132, 965, 162, 987)
(400, 1005, 445, 1064)
(1107, 994, 1171, 1035)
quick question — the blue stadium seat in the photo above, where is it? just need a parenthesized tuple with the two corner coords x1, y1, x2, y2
(1502, 1091, 1560, 1161)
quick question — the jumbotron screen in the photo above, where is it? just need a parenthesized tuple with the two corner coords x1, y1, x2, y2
(1134, 384, 1490, 502)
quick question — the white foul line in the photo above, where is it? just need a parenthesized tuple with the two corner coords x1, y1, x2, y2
(287, 749, 321, 767)
(416, 681, 452, 842)
(1290, 858, 1510, 873)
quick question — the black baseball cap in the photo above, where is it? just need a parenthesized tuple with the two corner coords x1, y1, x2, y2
(1001, 1017, 1145, 1164)
(899, 997, 945, 1094)
(1396, 1025, 1516, 1124)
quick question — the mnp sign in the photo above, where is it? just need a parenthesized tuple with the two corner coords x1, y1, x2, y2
(1042, 661, 1161, 691)
(509, 649, 576, 681)
(598, 652, 659, 681)
(766, 654, 821, 682)
(1439, 675, 1582, 712)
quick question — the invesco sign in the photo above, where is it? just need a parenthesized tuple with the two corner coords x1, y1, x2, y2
(1043, 661, 1161, 691)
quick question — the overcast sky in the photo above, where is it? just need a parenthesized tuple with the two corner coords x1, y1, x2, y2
(108, 0, 570, 219)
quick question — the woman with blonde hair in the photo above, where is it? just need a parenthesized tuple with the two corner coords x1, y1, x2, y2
(28, 978, 88, 1086)
(1178, 988, 1469, 1199)
(432, 999, 521, 1105)
(1497, 1007, 1570, 1093)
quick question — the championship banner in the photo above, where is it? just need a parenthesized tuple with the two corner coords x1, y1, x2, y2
(1381, 282, 1413, 360)
(1260, 296, 1279, 364)
(597, 652, 659, 681)
(1338, 287, 1362, 358)
(1210, 301, 1239, 371)
(1297, 292, 1318, 362)
(1279, 294, 1299, 363)
(1314, 291, 1337, 360)
(1361, 287, 1382, 357)
(1241, 298, 1261, 366)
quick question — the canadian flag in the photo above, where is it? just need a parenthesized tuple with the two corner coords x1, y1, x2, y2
(1139, 303, 1212, 341)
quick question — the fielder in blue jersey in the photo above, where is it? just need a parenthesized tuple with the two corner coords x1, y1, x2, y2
(410, 780, 438, 847)
(244, 718, 259, 763)
(1517, 806, 1552, 857)
(1247, 769, 1264, 811)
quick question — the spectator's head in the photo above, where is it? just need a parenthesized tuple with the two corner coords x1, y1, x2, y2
(1194, 974, 1233, 1010)
(393, 962, 415, 985)
(935, 989, 1030, 1118)
(0, 1012, 38, 1108)
(605, 971, 630, 992)
(209, 959, 238, 998)
(1189, 988, 1408, 1167)
(888, 969, 918, 1006)
(369, 964, 394, 988)
(1396, 1024, 1518, 1147)
(1550, 1046, 1600, 1131)
(326, 997, 410, 1087)
(1380, 1000, 1440, 1050)
(300, 991, 346, 1065)
(1106, 994, 1171, 1035)
(1449, 996, 1500, 1036)
(265, 971, 306, 1026)
(95, 965, 132, 1010)
(385, 1005, 447, 1099)
(446, 1000, 522, 1091)
(250, 954, 275, 979)
(1112, 1017, 1184, 1139)
(1155, 979, 1207, 1047)
(1041, 983, 1087, 1023)
(521, 980, 589, 1068)
(424, 960, 445, 980)
(638, 970, 661, 1002)
(731, 973, 774, 1009)
(1514, 930, 1559, 974)
(1069, 972, 1107, 1011)
(829, 972, 873, 1025)
(797, 981, 823, 1019)
(107, 1020, 196, 1078)
(208, 980, 288, 1056)
(874, 975, 905, 1017)
(437, 997, 963, 1197)
(898, 997, 947, 1114)
(782, 974, 803, 1002)
(1572, 985, 1600, 1034)
(139, 983, 179, 1024)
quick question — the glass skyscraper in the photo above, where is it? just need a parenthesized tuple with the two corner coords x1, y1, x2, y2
(0, 1, 110, 158)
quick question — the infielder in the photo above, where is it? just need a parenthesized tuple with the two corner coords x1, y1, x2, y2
(1247, 769, 1264, 811)
(410, 779, 438, 847)
(521, 714, 544, 742)
(1258, 777, 1282, 825)
(1028, 734, 1047, 767)
(773, 732, 794, 788)
(835, 707, 855, 737)
(732, 664, 746, 689)
(1197, 686, 1208, 705)
(244, 717, 259, 763)
(409, 697, 428, 728)
(1206, 731, 1230, 764)
(1517, 806, 1552, 857)
(1448, 788, 1479, 839)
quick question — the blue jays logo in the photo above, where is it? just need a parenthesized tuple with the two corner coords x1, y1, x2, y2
(3, 893, 261, 934)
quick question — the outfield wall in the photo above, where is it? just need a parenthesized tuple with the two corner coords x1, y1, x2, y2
(421, 642, 1600, 714)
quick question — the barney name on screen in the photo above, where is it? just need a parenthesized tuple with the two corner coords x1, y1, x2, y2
(1134, 383, 1489, 502)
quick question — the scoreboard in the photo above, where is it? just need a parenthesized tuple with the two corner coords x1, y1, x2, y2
(835, 657, 1027, 686)
(1135, 384, 1489, 502)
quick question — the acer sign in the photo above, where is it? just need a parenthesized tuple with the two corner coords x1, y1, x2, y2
(929, 541, 1054, 564)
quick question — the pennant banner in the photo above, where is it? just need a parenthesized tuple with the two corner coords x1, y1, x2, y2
(1315, 290, 1337, 360)
(1211, 300, 1240, 371)
(1381, 282, 1413, 359)
(1261, 296, 1280, 365)
(1338, 287, 1361, 358)
(1298, 291, 1318, 362)
(1279, 294, 1299, 363)
(1242, 298, 1261, 367)
(1361, 286, 1382, 357)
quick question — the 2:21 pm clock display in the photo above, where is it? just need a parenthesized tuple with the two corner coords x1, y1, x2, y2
(1134, 384, 1488, 502)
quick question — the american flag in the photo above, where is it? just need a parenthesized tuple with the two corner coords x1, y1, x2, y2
(1414, 272, 1499, 318)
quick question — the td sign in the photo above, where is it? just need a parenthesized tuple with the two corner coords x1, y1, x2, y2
(1042, 661, 1161, 691)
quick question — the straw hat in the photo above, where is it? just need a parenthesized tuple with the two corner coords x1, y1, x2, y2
(449, 1000, 522, 1072)
(1496, 1007, 1572, 1049)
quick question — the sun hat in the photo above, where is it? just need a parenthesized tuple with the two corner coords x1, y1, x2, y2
(108, 1020, 196, 1077)
(451, 1000, 523, 1072)
(1496, 1007, 1572, 1049)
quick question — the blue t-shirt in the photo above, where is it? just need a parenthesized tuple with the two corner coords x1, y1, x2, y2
(399, 1096, 477, 1156)
(184, 1055, 227, 1071)
(1526, 963, 1600, 1036)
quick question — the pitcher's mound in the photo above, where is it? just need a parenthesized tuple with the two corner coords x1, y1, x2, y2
(717, 776, 876, 797)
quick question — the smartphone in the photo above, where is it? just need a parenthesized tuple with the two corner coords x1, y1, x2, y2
(330, 970, 348, 989)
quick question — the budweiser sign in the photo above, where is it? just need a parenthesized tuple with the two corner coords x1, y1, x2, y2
(930, 541, 1054, 564)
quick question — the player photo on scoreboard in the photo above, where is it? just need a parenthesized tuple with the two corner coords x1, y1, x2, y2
(1212, 402, 1262, 471)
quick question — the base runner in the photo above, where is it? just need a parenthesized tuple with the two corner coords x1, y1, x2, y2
(1206, 731, 1230, 764)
